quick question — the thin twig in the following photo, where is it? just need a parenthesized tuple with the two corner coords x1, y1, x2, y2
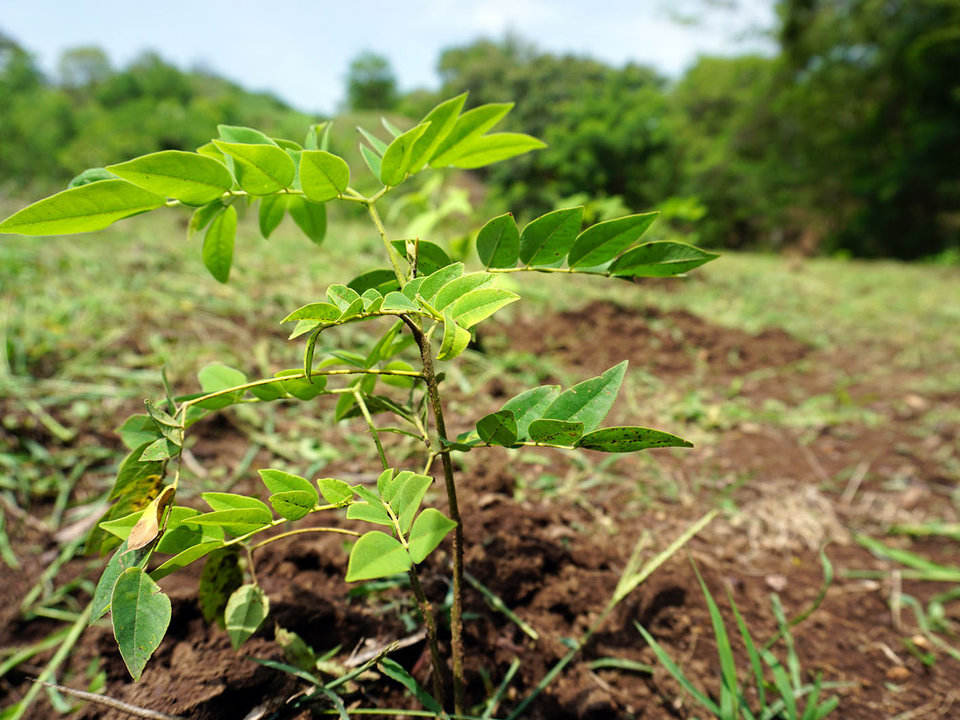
(29, 679, 187, 720)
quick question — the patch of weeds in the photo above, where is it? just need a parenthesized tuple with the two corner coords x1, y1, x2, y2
(637, 553, 843, 719)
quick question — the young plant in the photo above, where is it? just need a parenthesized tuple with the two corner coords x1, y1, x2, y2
(0, 93, 718, 714)
(636, 556, 841, 720)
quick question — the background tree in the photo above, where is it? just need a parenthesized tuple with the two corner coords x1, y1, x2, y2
(345, 51, 398, 111)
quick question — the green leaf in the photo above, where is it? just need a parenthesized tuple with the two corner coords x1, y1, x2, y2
(348, 268, 399, 296)
(609, 241, 720, 278)
(196, 363, 247, 409)
(225, 584, 269, 649)
(259, 195, 286, 238)
(358, 126, 388, 155)
(116, 414, 160, 450)
(437, 312, 471, 361)
(199, 549, 242, 627)
(379, 657, 445, 715)
(477, 213, 520, 269)
(576, 426, 694, 452)
(360, 143, 382, 179)
(259, 469, 317, 498)
(155, 507, 224, 554)
(282, 302, 341, 323)
(377, 468, 399, 501)
(391, 473, 433, 534)
(407, 509, 457, 564)
(635, 621, 721, 715)
(380, 122, 431, 186)
(408, 93, 467, 173)
(434, 272, 495, 310)
(186, 508, 273, 536)
(90, 539, 152, 622)
(327, 284, 361, 311)
(0, 179, 166, 236)
(318, 477, 353, 506)
(430, 103, 514, 167)
(528, 419, 584, 446)
(111, 567, 171, 680)
(543, 361, 627, 431)
(568, 212, 659, 269)
(476, 410, 519, 447)
(451, 287, 519, 328)
(212, 141, 295, 195)
(450, 132, 546, 169)
(150, 540, 223, 581)
(107, 151, 233, 206)
(345, 531, 411, 582)
(218, 125, 278, 145)
(501, 385, 560, 439)
(86, 444, 166, 556)
(391, 239, 452, 276)
(68, 167, 117, 188)
(99, 510, 146, 541)
(346, 501, 393, 527)
(381, 291, 419, 313)
(139, 438, 174, 461)
(287, 196, 326, 245)
(276, 369, 326, 400)
(520, 207, 583, 267)
(269, 491, 317, 521)
(299, 150, 350, 202)
(417, 262, 464, 301)
(188, 201, 224, 239)
(202, 492, 271, 512)
(202, 205, 236, 284)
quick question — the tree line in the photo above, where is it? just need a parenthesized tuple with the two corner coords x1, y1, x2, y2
(3, 0, 958, 260)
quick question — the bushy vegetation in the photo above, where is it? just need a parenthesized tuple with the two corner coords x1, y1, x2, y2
(2, 0, 958, 260)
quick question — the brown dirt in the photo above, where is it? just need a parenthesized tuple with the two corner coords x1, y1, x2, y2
(2, 300, 959, 719)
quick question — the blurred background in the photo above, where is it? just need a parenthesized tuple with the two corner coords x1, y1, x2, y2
(3, 0, 958, 261)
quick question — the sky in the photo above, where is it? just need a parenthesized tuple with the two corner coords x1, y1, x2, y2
(1, 0, 776, 114)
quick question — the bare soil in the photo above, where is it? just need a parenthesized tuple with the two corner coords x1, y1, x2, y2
(2, 300, 958, 719)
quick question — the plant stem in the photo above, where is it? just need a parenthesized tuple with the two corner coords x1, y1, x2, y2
(249, 526, 360, 552)
(407, 567, 447, 708)
(354, 391, 389, 470)
(408, 319, 466, 715)
(365, 200, 407, 287)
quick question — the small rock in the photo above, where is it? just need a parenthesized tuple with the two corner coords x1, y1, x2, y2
(886, 665, 911, 681)
(765, 573, 788, 592)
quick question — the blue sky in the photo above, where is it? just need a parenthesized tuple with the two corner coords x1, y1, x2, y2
(2, 0, 775, 113)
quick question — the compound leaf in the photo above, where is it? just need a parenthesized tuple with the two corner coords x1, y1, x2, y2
(317, 477, 353, 506)
(202, 492, 271, 513)
(577, 426, 694, 452)
(542, 361, 627, 431)
(225, 584, 270, 649)
(609, 241, 719, 278)
(186, 508, 273, 536)
(259, 469, 317, 498)
(107, 150, 233, 206)
(300, 150, 349, 202)
(391, 473, 433, 534)
(434, 272, 495, 310)
(567, 212, 659, 269)
(418, 262, 464, 301)
(0, 179, 166, 236)
(196, 362, 247, 409)
(111, 567, 171, 680)
(202, 205, 236, 284)
(345, 531, 411, 582)
(408, 509, 457, 564)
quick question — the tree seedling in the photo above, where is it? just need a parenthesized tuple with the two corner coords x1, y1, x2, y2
(0, 93, 718, 715)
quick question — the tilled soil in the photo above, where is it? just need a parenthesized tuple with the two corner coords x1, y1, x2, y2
(2, 300, 958, 719)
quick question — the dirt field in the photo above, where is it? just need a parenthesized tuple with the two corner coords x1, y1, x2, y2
(2, 285, 959, 719)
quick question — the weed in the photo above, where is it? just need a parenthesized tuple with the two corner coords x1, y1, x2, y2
(0, 95, 718, 717)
